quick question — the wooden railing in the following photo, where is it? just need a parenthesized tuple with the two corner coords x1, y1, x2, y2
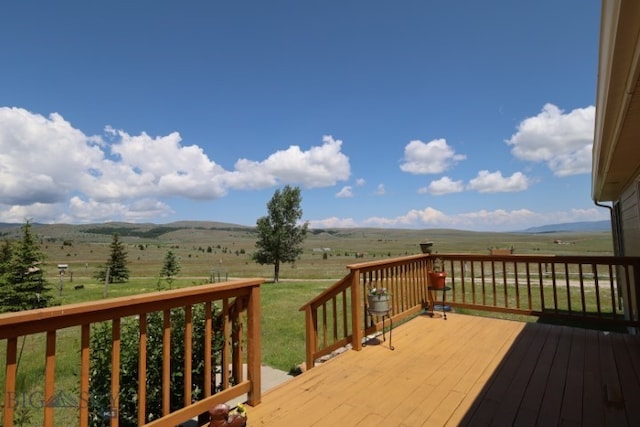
(301, 253, 640, 369)
(0, 278, 263, 427)
(435, 253, 640, 328)
(300, 255, 432, 369)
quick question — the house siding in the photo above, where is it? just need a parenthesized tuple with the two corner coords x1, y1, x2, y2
(619, 179, 640, 256)
(617, 178, 640, 326)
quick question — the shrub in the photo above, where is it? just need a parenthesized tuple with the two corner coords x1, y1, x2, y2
(89, 303, 225, 426)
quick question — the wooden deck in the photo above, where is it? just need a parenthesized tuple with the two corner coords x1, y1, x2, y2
(245, 312, 640, 426)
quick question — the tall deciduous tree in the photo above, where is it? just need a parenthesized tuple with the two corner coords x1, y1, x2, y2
(159, 250, 181, 289)
(253, 185, 308, 282)
(0, 220, 53, 312)
(94, 233, 130, 283)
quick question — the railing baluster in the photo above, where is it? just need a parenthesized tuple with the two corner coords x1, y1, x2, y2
(138, 314, 147, 426)
(322, 303, 328, 348)
(481, 261, 487, 305)
(3, 337, 17, 427)
(502, 260, 508, 309)
(491, 260, 497, 306)
(162, 310, 170, 416)
(578, 264, 586, 315)
(204, 301, 212, 398)
(394, 265, 400, 313)
(80, 325, 90, 427)
(551, 263, 558, 313)
(222, 299, 230, 390)
(608, 264, 617, 316)
(112, 318, 121, 427)
(342, 289, 348, 338)
(525, 262, 532, 310)
(624, 263, 634, 320)
(593, 264, 601, 316)
(44, 330, 56, 427)
(332, 297, 338, 342)
(564, 263, 572, 314)
(538, 262, 545, 311)
(459, 259, 465, 304)
(232, 303, 244, 384)
(184, 305, 193, 407)
(514, 261, 520, 309)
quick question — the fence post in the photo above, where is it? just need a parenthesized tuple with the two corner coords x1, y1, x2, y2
(304, 306, 318, 369)
(351, 268, 363, 351)
(247, 285, 262, 405)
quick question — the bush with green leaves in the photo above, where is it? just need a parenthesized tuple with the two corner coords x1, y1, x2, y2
(89, 303, 225, 426)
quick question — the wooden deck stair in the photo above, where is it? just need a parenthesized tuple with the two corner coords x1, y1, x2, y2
(245, 313, 640, 426)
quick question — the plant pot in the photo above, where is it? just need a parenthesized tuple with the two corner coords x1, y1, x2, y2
(428, 271, 447, 289)
(367, 294, 391, 315)
(420, 242, 434, 254)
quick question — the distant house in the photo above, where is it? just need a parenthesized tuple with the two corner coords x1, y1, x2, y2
(592, 0, 640, 322)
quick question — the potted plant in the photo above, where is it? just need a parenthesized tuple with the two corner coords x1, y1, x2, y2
(419, 241, 434, 254)
(428, 257, 447, 289)
(367, 287, 391, 314)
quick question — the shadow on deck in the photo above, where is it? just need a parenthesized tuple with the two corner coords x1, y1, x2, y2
(246, 313, 640, 426)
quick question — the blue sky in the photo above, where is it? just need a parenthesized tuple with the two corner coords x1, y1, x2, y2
(0, 1, 607, 231)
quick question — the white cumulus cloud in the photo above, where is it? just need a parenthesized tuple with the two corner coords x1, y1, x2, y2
(424, 177, 465, 195)
(467, 170, 530, 193)
(400, 138, 466, 175)
(363, 207, 449, 227)
(228, 135, 350, 189)
(0, 107, 351, 223)
(506, 103, 594, 176)
(336, 186, 353, 198)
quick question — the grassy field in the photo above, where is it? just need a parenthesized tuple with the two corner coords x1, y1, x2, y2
(2, 222, 615, 366)
(0, 222, 615, 425)
(14, 222, 612, 285)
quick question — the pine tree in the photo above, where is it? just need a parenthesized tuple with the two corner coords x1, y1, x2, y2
(252, 185, 308, 282)
(94, 233, 130, 283)
(0, 220, 53, 312)
(159, 250, 181, 289)
(0, 239, 11, 279)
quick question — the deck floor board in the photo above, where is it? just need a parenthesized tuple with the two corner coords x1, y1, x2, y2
(245, 313, 640, 426)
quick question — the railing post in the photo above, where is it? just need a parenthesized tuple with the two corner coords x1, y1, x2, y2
(304, 306, 317, 369)
(247, 285, 262, 405)
(4, 338, 17, 427)
(426, 256, 435, 309)
(351, 268, 363, 351)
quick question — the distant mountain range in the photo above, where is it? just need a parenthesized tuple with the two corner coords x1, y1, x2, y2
(0, 219, 612, 236)
(520, 220, 611, 233)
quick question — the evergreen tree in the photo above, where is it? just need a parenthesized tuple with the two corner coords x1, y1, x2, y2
(159, 250, 181, 289)
(94, 233, 130, 283)
(252, 185, 308, 282)
(0, 220, 53, 312)
(0, 239, 11, 279)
